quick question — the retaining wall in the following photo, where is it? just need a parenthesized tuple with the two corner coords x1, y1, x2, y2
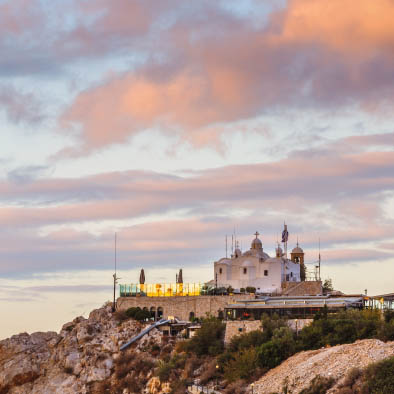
(116, 294, 255, 321)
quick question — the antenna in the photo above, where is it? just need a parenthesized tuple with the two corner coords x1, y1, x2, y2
(112, 232, 120, 312)
(318, 237, 321, 281)
(231, 234, 234, 255)
(225, 235, 228, 258)
(233, 226, 236, 253)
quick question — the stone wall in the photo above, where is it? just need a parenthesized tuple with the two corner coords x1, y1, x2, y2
(116, 294, 255, 321)
(224, 318, 314, 344)
(224, 320, 262, 344)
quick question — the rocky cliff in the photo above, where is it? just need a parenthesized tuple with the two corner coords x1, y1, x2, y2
(0, 305, 166, 394)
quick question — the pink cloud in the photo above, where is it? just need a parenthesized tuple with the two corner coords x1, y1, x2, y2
(58, 0, 394, 153)
(2, 135, 394, 234)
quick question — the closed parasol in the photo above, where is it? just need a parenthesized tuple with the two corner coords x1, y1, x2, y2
(177, 269, 183, 283)
(139, 268, 145, 284)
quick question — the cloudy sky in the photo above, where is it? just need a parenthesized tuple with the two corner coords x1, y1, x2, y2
(1, 0, 394, 338)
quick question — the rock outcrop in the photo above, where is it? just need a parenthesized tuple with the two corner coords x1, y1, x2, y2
(0, 305, 159, 393)
(253, 339, 394, 394)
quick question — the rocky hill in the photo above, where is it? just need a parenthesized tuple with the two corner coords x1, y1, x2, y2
(253, 338, 394, 394)
(2, 306, 394, 394)
(0, 305, 168, 394)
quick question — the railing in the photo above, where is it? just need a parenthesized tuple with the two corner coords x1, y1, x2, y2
(119, 283, 202, 297)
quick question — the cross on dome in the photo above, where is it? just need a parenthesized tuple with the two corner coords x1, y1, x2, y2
(254, 231, 260, 238)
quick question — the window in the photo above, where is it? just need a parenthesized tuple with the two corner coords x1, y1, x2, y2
(219, 268, 222, 274)
(243, 268, 247, 274)
(264, 270, 268, 276)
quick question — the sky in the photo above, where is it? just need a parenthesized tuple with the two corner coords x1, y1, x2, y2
(1, 0, 394, 339)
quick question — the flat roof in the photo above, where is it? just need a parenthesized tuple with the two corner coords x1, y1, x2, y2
(225, 295, 363, 309)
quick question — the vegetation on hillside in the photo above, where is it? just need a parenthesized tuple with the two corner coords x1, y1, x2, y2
(100, 308, 394, 393)
(173, 309, 394, 392)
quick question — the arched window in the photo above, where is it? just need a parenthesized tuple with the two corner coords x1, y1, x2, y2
(189, 311, 195, 321)
(150, 307, 156, 320)
(157, 307, 163, 318)
(243, 268, 247, 274)
(219, 268, 222, 274)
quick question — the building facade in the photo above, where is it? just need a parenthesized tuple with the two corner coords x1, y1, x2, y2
(214, 232, 304, 293)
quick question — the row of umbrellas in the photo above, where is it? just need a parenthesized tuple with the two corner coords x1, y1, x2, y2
(139, 268, 183, 284)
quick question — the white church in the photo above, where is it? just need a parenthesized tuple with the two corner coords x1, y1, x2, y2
(213, 231, 305, 294)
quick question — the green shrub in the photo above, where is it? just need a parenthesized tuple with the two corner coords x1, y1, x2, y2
(157, 360, 173, 382)
(261, 313, 288, 334)
(157, 354, 186, 382)
(134, 309, 151, 322)
(125, 307, 140, 318)
(298, 309, 381, 349)
(378, 320, 394, 341)
(364, 356, 394, 394)
(227, 329, 267, 353)
(223, 348, 261, 382)
(258, 327, 296, 369)
(123, 307, 151, 322)
(245, 287, 256, 294)
(384, 310, 394, 323)
(182, 317, 225, 356)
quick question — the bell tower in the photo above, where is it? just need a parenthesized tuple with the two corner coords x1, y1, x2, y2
(291, 241, 305, 281)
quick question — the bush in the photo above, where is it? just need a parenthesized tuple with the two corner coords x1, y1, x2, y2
(378, 320, 394, 342)
(261, 313, 288, 339)
(157, 354, 186, 382)
(245, 287, 256, 294)
(384, 310, 394, 323)
(298, 309, 381, 349)
(257, 327, 296, 369)
(223, 348, 262, 382)
(227, 329, 267, 353)
(364, 356, 394, 394)
(181, 317, 225, 356)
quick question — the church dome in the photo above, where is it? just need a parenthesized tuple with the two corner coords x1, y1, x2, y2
(292, 245, 304, 254)
(234, 248, 242, 258)
(251, 232, 262, 249)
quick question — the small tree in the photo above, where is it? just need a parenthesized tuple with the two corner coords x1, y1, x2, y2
(322, 278, 333, 293)
(182, 317, 225, 356)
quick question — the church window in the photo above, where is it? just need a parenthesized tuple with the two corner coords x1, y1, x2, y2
(219, 268, 222, 274)
(243, 268, 247, 274)
(264, 270, 268, 276)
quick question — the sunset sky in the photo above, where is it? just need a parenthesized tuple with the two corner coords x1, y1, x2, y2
(1, 0, 394, 338)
